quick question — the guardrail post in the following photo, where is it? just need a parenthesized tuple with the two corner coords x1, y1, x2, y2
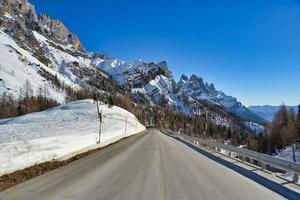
(241, 156, 246, 162)
(96, 101, 102, 144)
(124, 115, 128, 135)
(293, 173, 299, 183)
(261, 162, 266, 170)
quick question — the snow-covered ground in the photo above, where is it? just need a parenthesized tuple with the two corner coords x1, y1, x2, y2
(273, 145, 300, 183)
(0, 99, 145, 176)
(275, 145, 300, 164)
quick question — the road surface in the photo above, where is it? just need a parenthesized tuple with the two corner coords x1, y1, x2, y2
(1, 129, 286, 200)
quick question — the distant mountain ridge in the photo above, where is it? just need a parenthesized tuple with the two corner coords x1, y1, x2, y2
(248, 105, 298, 122)
(178, 74, 266, 123)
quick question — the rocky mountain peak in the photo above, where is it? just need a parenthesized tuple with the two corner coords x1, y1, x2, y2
(0, 0, 85, 51)
(38, 13, 85, 52)
(179, 74, 188, 82)
(156, 60, 167, 69)
(188, 74, 206, 89)
(177, 73, 265, 122)
(156, 60, 172, 77)
(91, 52, 109, 60)
(1, 0, 37, 22)
(189, 74, 203, 84)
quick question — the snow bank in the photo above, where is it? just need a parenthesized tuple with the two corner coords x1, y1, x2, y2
(0, 99, 145, 175)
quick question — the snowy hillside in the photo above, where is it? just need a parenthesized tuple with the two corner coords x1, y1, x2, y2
(0, 99, 146, 175)
(244, 121, 264, 134)
(0, 29, 68, 102)
(0, 4, 114, 103)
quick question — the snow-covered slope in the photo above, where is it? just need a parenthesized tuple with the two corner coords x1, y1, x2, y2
(0, 99, 145, 175)
(244, 121, 264, 134)
(178, 74, 266, 123)
(0, 29, 67, 102)
(98, 59, 177, 107)
(248, 105, 298, 122)
(0, 3, 114, 103)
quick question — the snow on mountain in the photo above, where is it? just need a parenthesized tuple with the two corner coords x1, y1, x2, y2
(178, 74, 266, 123)
(0, 0, 83, 51)
(0, 99, 146, 175)
(98, 58, 175, 102)
(0, 1, 114, 103)
(0, 0, 262, 131)
(98, 59, 172, 87)
(0, 29, 66, 102)
(98, 59, 236, 127)
(248, 105, 298, 122)
(38, 13, 84, 51)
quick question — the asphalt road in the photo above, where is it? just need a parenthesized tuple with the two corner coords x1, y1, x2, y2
(1, 129, 286, 200)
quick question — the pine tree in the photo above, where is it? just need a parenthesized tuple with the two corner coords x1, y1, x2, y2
(297, 105, 300, 138)
(269, 105, 287, 149)
(268, 105, 299, 149)
(107, 95, 114, 108)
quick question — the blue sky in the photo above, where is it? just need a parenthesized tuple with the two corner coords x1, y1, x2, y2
(30, 0, 300, 106)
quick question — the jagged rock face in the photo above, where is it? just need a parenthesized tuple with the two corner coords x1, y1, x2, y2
(179, 74, 236, 106)
(179, 74, 217, 99)
(98, 59, 232, 126)
(179, 74, 265, 122)
(38, 13, 84, 51)
(91, 53, 109, 60)
(1, 0, 37, 24)
(98, 59, 173, 89)
(0, 0, 84, 51)
(179, 74, 188, 82)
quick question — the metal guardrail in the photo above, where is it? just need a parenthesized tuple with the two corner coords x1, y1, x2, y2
(162, 130, 300, 183)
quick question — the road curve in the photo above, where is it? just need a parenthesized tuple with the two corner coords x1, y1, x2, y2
(1, 129, 285, 200)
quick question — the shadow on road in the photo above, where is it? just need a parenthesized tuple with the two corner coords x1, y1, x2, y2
(173, 136, 300, 200)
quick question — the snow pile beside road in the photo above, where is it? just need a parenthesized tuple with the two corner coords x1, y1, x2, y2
(0, 99, 145, 176)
